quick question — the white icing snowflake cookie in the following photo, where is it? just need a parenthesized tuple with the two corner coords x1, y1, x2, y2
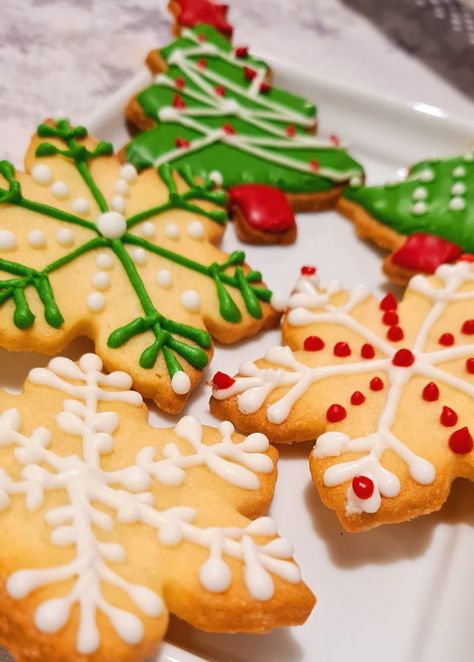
(0, 353, 314, 661)
(210, 262, 474, 531)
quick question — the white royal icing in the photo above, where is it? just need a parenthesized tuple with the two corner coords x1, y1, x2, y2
(156, 270, 172, 288)
(115, 179, 129, 195)
(91, 271, 110, 291)
(32, 164, 53, 185)
(71, 198, 90, 214)
(51, 180, 69, 199)
(131, 247, 147, 266)
(111, 195, 126, 213)
(187, 220, 205, 239)
(165, 223, 180, 240)
(140, 221, 156, 238)
(120, 164, 138, 182)
(180, 289, 201, 312)
(0, 229, 17, 251)
(171, 370, 191, 395)
(96, 211, 127, 239)
(86, 292, 106, 312)
(27, 229, 46, 248)
(56, 228, 74, 247)
(95, 252, 114, 270)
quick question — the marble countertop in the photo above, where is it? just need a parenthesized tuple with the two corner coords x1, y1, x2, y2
(1, 0, 474, 165)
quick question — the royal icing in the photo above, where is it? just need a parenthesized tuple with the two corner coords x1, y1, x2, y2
(51, 180, 69, 199)
(56, 228, 75, 247)
(71, 197, 90, 214)
(173, 0, 234, 37)
(392, 232, 462, 274)
(27, 229, 46, 248)
(0, 229, 17, 251)
(228, 184, 296, 233)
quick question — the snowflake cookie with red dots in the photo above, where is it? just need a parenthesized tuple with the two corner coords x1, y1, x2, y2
(210, 261, 474, 531)
(0, 353, 314, 662)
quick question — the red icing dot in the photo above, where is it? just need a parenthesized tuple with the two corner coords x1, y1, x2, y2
(301, 265, 317, 276)
(333, 342, 351, 358)
(212, 371, 235, 390)
(449, 427, 473, 454)
(438, 332, 454, 346)
(175, 137, 190, 149)
(235, 46, 249, 58)
(197, 58, 207, 69)
(259, 81, 272, 94)
(352, 476, 374, 500)
(361, 343, 375, 359)
(391, 233, 462, 274)
(392, 348, 415, 367)
(222, 123, 236, 135)
(326, 404, 347, 422)
(466, 358, 474, 374)
(310, 160, 320, 172)
(422, 382, 439, 402)
(351, 391, 366, 405)
(175, 77, 185, 89)
(329, 133, 340, 146)
(244, 66, 257, 81)
(387, 326, 404, 342)
(370, 377, 384, 391)
(173, 94, 186, 109)
(380, 292, 398, 311)
(462, 319, 474, 335)
(382, 311, 399, 326)
(440, 406, 458, 427)
(174, 0, 233, 37)
(214, 85, 226, 96)
(304, 335, 325, 352)
(286, 125, 296, 137)
(228, 184, 296, 233)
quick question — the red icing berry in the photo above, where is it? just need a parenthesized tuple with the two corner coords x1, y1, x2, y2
(438, 332, 454, 346)
(197, 33, 207, 42)
(286, 125, 296, 137)
(461, 319, 474, 335)
(352, 476, 374, 500)
(222, 123, 236, 135)
(228, 184, 296, 233)
(422, 382, 439, 401)
(301, 265, 317, 276)
(382, 311, 399, 326)
(197, 58, 207, 69)
(391, 233, 462, 274)
(380, 292, 398, 311)
(370, 377, 384, 391)
(440, 406, 458, 427)
(173, 94, 186, 109)
(235, 46, 249, 58)
(244, 66, 256, 81)
(448, 427, 473, 454)
(304, 335, 325, 351)
(175, 137, 190, 148)
(309, 160, 320, 172)
(387, 326, 404, 342)
(351, 391, 366, 406)
(333, 342, 351, 357)
(392, 348, 415, 367)
(174, 0, 233, 37)
(361, 343, 375, 359)
(175, 77, 185, 89)
(259, 81, 272, 94)
(329, 133, 340, 146)
(214, 85, 226, 96)
(466, 358, 474, 374)
(326, 404, 347, 422)
(212, 371, 235, 390)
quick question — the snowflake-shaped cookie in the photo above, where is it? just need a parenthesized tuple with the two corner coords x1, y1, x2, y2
(0, 119, 278, 413)
(210, 262, 474, 530)
(0, 353, 314, 661)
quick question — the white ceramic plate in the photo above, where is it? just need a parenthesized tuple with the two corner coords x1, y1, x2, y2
(9, 61, 474, 662)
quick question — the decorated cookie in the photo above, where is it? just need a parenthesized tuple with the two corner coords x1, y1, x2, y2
(210, 263, 474, 531)
(168, 0, 234, 37)
(0, 353, 314, 661)
(124, 24, 364, 212)
(0, 119, 279, 414)
(338, 151, 474, 284)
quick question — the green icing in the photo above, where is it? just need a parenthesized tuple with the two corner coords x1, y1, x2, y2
(343, 152, 474, 251)
(0, 120, 273, 386)
(126, 25, 363, 193)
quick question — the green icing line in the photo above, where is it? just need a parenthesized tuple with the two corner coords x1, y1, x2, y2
(343, 152, 474, 251)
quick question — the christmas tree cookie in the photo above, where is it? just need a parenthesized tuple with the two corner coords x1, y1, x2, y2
(0, 353, 314, 662)
(125, 24, 364, 213)
(338, 151, 474, 284)
(210, 263, 474, 531)
(0, 119, 279, 414)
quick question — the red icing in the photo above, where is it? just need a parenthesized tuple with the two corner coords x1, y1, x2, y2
(392, 348, 415, 367)
(222, 123, 236, 134)
(361, 343, 375, 359)
(326, 404, 347, 422)
(438, 332, 454, 346)
(173, 94, 186, 109)
(197, 58, 207, 69)
(175, 77, 185, 89)
(422, 382, 439, 401)
(461, 319, 474, 335)
(301, 265, 317, 275)
(382, 311, 399, 326)
(440, 406, 458, 427)
(214, 85, 225, 96)
(449, 427, 473, 454)
(466, 358, 474, 374)
(244, 66, 256, 81)
(259, 82, 272, 94)
(175, 137, 190, 148)
(352, 476, 374, 500)
(310, 160, 320, 172)
(460, 253, 474, 262)
(286, 125, 296, 137)
(370, 377, 384, 391)
(391, 233, 462, 274)
(228, 184, 296, 233)
(304, 335, 325, 351)
(351, 391, 366, 405)
(174, 0, 233, 37)
(333, 341, 351, 357)
(380, 292, 398, 311)
(235, 46, 248, 58)
(329, 134, 340, 146)
(212, 371, 235, 389)
(387, 326, 404, 342)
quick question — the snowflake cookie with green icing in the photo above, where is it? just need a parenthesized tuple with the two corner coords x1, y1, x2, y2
(0, 353, 315, 662)
(0, 119, 279, 413)
(125, 24, 363, 210)
(210, 262, 474, 531)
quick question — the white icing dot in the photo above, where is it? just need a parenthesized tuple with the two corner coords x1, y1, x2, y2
(56, 228, 74, 246)
(86, 292, 105, 312)
(51, 181, 69, 199)
(120, 164, 138, 182)
(28, 229, 46, 248)
(453, 165, 466, 177)
(32, 164, 53, 185)
(111, 195, 125, 213)
(270, 291, 288, 311)
(132, 247, 147, 265)
(412, 201, 427, 215)
(180, 289, 201, 312)
(0, 229, 17, 251)
(140, 221, 155, 237)
(91, 271, 110, 290)
(71, 198, 90, 214)
(187, 220, 205, 240)
(171, 370, 191, 395)
(115, 179, 129, 195)
(451, 182, 466, 195)
(463, 152, 474, 162)
(209, 170, 223, 186)
(419, 168, 434, 182)
(156, 270, 172, 288)
(96, 211, 127, 239)
(449, 196, 466, 211)
(165, 223, 180, 240)
(349, 175, 362, 187)
(95, 252, 114, 270)
(412, 186, 428, 200)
